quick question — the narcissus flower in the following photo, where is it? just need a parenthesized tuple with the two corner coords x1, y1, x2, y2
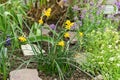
(65, 25, 71, 30)
(44, 8, 52, 17)
(79, 32, 83, 37)
(47, 8, 52, 12)
(18, 36, 27, 42)
(38, 18, 43, 24)
(64, 32, 70, 38)
(58, 40, 65, 47)
(65, 20, 71, 25)
(65, 20, 74, 30)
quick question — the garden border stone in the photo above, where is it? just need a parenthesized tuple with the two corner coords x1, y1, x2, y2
(10, 69, 42, 80)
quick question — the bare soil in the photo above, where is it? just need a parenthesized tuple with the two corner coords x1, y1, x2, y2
(7, 49, 92, 80)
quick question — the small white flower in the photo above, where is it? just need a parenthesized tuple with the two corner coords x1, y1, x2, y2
(108, 45, 112, 48)
(109, 57, 115, 61)
(101, 50, 104, 54)
(91, 59, 95, 61)
(101, 45, 104, 49)
(115, 46, 118, 49)
(96, 31, 102, 35)
(115, 40, 119, 43)
(98, 62, 104, 64)
(109, 50, 113, 52)
(105, 27, 110, 32)
(97, 56, 103, 59)
(116, 64, 120, 67)
(112, 31, 118, 34)
(118, 55, 120, 58)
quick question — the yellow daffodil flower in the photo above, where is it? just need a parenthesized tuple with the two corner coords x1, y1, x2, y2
(65, 20, 74, 30)
(64, 32, 70, 38)
(18, 36, 27, 42)
(38, 18, 43, 24)
(65, 25, 71, 30)
(58, 40, 65, 47)
(44, 8, 52, 17)
(65, 20, 71, 25)
(47, 8, 51, 12)
(79, 32, 83, 37)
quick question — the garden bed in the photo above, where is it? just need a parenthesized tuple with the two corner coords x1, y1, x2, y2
(0, 0, 120, 80)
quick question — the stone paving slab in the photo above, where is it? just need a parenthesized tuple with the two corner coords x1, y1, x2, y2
(94, 75, 103, 80)
(73, 53, 87, 65)
(21, 44, 45, 56)
(41, 28, 50, 36)
(69, 32, 78, 44)
(10, 69, 42, 80)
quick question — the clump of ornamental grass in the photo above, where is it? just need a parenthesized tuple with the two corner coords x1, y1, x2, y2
(34, 19, 79, 79)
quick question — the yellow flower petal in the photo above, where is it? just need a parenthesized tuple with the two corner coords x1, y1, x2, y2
(65, 20, 71, 25)
(18, 36, 26, 42)
(47, 8, 52, 12)
(64, 32, 70, 38)
(79, 32, 83, 37)
(44, 8, 52, 17)
(65, 20, 74, 30)
(44, 12, 50, 17)
(58, 40, 65, 47)
(65, 24, 71, 30)
(38, 19, 43, 24)
(70, 22, 74, 27)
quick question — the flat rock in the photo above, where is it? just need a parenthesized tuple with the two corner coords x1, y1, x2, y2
(73, 53, 87, 65)
(69, 32, 78, 44)
(94, 75, 103, 80)
(21, 44, 45, 56)
(41, 28, 50, 36)
(10, 69, 42, 80)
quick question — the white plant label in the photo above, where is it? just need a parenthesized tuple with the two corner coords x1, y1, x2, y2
(103, 5, 118, 14)
(21, 44, 45, 56)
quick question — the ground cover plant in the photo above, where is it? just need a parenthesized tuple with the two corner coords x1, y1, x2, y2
(0, 0, 120, 80)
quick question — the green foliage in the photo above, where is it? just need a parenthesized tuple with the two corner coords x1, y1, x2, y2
(83, 27, 120, 79)
(0, 1, 27, 79)
(0, 46, 8, 80)
(39, 0, 47, 7)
